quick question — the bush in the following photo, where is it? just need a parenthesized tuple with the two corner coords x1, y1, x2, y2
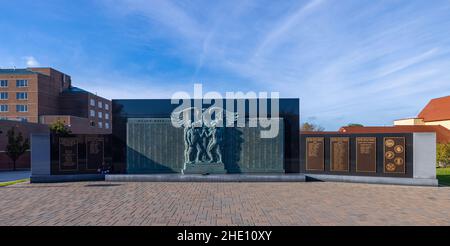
(437, 144, 450, 168)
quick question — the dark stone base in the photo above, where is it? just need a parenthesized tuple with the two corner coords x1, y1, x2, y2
(30, 174, 105, 183)
(182, 163, 227, 174)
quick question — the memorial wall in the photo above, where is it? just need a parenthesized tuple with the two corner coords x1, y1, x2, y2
(300, 133, 413, 177)
(112, 99, 299, 174)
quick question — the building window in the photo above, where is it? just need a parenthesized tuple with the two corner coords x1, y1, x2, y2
(0, 92, 8, 100)
(98, 111, 102, 119)
(0, 105, 8, 112)
(16, 92, 28, 100)
(98, 101, 102, 108)
(90, 121, 95, 127)
(98, 122, 103, 128)
(16, 80, 28, 87)
(16, 104, 28, 112)
(105, 113, 109, 120)
(0, 80, 7, 87)
(90, 109, 95, 117)
(17, 117, 27, 122)
(105, 104, 109, 110)
(90, 98, 95, 106)
(0, 116, 8, 120)
(105, 122, 110, 129)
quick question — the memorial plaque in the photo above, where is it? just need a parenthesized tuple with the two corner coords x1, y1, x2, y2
(330, 137, 349, 172)
(59, 138, 78, 171)
(384, 137, 406, 174)
(306, 137, 324, 171)
(356, 137, 376, 172)
(86, 137, 104, 170)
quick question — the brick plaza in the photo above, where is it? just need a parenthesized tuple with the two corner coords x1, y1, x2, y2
(1, 181, 449, 226)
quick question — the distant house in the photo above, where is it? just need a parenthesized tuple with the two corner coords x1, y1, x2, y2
(340, 95, 450, 144)
(394, 95, 450, 130)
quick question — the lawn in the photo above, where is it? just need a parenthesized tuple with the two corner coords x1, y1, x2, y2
(0, 179, 29, 187)
(437, 167, 450, 186)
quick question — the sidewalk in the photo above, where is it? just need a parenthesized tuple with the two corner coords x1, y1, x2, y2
(0, 171, 30, 182)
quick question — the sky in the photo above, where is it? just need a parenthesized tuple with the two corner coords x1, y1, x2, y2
(1, 0, 450, 130)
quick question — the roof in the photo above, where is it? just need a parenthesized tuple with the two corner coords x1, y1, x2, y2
(339, 125, 450, 144)
(418, 95, 450, 122)
(0, 68, 39, 75)
(62, 86, 89, 94)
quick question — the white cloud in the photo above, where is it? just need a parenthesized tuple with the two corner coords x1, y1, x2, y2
(23, 56, 40, 67)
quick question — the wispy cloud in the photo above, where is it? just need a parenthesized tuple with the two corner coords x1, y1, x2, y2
(23, 56, 40, 67)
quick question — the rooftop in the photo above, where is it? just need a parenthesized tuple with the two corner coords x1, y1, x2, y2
(0, 68, 39, 75)
(418, 95, 450, 122)
(339, 125, 450, 144)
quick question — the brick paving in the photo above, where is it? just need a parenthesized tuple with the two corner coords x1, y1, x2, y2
(0, 181, 450, 225)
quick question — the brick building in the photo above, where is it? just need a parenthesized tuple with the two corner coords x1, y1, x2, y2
(0, 67, 112, 170)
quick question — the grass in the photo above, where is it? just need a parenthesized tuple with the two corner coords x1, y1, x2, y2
(437, 167, 450, 186)
(0, 178, 29, 187)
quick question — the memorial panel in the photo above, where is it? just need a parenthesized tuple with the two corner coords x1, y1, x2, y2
(383, 137, 406, 174)
(356, 137, 376, 173)
(306, 137, 324, 171)
(59, 138, 78, 171)
(86, 137, 104, 170)
(330, 137, 349, 172)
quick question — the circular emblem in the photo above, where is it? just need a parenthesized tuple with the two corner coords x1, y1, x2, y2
(394, 157, 404, 166)
(394, 145, 404, 153)
(385, 151, 395, 160)
(386, 163, 396, 172)
(385, 139, 395, 148)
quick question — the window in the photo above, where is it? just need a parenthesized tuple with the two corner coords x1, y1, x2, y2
(16, 80, 28, 87)
(16, 92, 28, 100)
(98, 122, 103, 128)
(98, 111, 102, 118)
(105, 104, 109, 110)
(0, 117, 8, 120)
(90, 121, 95, 127)
(0, 92, 8, 100)
(0, 80, 7, 87)
(0, 105, 8, 112)
(105, 113, 109, 120)
(90, 99, 95, 106)
(90, 109, 95, 117)
(16, 104, 28, 112)
(17, 117, 27, 122)
(105, 122, 110, 129)
(98, 101, 102, 108)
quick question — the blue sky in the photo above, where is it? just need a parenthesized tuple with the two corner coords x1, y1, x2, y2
(1, 0, 450, 130)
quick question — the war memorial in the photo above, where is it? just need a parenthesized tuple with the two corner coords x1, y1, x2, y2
(30, 93, 437, 186)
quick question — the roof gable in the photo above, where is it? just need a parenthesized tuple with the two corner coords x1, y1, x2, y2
(418, 95, 450, 122)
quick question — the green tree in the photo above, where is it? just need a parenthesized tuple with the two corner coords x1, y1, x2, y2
(6, 127, 30, 171)
(437, 144, 450, 168)
(301, 122, 325, 132)
(49, 120, 72, 135)
(347, 123, 364, 127)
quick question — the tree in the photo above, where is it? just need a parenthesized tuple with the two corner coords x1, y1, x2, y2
(6, 127, 30, 171)
(437, 144, 450, 168)
(49, 120, 72, 135)
(301, 122, 325, 132)
(347, 123, 364, 127)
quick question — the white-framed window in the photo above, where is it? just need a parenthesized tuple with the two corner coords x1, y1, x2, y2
(105, 122, 110, 129)
(0, 105, 8, 112)
(16, 80, 28, 87)
(17, 117, 27, 122)
(105, 103, 109, 110)
(98, 122, 103, 128)
(90, 109, 95, 117)
(90, 121, 95, 127)
(16, 104, 28, 112)
(0, 80, 7, 87)
(0, 92, 8, 100)
(90, 98, 95, 106)
(16, 92, 28, 100)
(98, 111, 102, 118)
(105, 113, 109, 120)
(98, 101, 102, 108)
